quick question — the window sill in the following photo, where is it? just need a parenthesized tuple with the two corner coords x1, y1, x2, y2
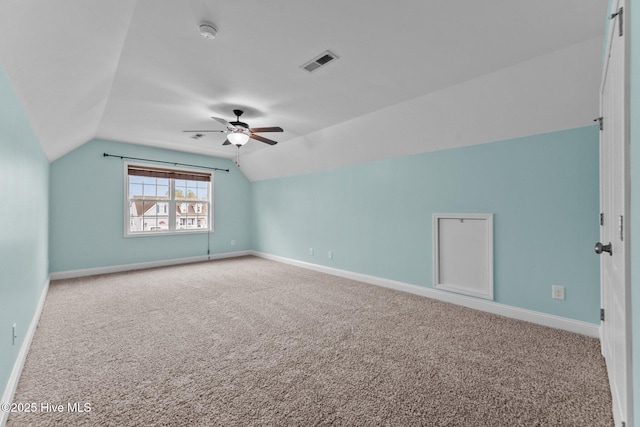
(124, 229, 212, 238)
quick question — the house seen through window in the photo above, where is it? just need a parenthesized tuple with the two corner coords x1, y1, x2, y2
(126, 164, 212, 235)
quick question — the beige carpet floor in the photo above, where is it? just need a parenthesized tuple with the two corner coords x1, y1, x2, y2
(8, 256, 613, 426)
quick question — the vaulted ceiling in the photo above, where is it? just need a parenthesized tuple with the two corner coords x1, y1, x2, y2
(0, 1, 606, 180)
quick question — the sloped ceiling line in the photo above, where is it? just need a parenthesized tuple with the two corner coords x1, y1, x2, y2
(93, 1, 142, 147)
(0, 0, 139, 161)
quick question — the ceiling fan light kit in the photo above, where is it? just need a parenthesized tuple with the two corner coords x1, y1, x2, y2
(227, 132, 249, 146)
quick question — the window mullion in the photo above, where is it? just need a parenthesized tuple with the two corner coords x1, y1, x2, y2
(169, 178, 176, 231)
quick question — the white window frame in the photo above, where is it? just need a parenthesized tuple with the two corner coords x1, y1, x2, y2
(124, 161, 213, 237)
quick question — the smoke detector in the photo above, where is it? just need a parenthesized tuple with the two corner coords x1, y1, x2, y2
(199, 23, 218, 40)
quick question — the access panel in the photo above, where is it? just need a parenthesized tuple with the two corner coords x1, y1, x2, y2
(433, 214, 493, 300)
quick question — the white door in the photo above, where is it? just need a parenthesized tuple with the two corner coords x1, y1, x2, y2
(598, 1, 632, 425)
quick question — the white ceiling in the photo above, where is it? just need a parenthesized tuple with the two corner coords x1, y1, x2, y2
(0, 0, 606, 179)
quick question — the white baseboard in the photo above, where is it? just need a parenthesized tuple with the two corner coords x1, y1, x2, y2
(251, 251, 600, 338)
(47, 250, 600, 337)
(49, 250, 253, 280)
(1, 276, 50, 427)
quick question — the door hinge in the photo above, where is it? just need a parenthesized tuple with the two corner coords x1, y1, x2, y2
(600, 212, 604, 226)
(600, 308, 605, 321)
(619, 215, 624, 241)
(594, 116, 603, 131)
(610, 7, 623, 37)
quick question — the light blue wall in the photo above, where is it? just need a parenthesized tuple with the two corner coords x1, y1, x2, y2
(629, 0, 639, 421)
(252, 126, 600, 323)
(0, 65, 49, 398)
(49, 139, 251, 273)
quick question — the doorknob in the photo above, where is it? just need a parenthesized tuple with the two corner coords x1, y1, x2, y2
(594, 242, 613, 256)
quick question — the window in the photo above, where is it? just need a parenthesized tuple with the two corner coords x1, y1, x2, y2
(126, 164, 212, 236)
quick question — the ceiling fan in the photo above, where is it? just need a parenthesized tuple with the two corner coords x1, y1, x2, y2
(183, 109, 283, 147)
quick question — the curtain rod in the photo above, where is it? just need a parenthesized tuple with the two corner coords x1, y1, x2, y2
(103, 153, 230, 173)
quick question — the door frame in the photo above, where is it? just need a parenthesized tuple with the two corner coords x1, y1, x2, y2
(599, 0, 633, 425)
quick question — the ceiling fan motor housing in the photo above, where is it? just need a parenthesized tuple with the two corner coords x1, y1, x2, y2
(230, 110, 249, 130)
(230, 121, 249, 129)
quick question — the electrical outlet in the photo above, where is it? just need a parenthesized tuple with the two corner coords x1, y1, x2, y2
(552, 285, 565, 300)
(309, 248, 314, 256)
(328, 250, 333, 259)
(12, 323, 17, 346)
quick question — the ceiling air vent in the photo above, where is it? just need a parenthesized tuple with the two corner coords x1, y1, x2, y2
(301, 50, 339, 73)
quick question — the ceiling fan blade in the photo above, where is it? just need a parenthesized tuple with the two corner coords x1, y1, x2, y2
(182, 130, 225, 132)
(250, 134, 278, 145)
(222, 139, 231, 145)
(212, 116, 236, 131)
(249, 126, 283, 133)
